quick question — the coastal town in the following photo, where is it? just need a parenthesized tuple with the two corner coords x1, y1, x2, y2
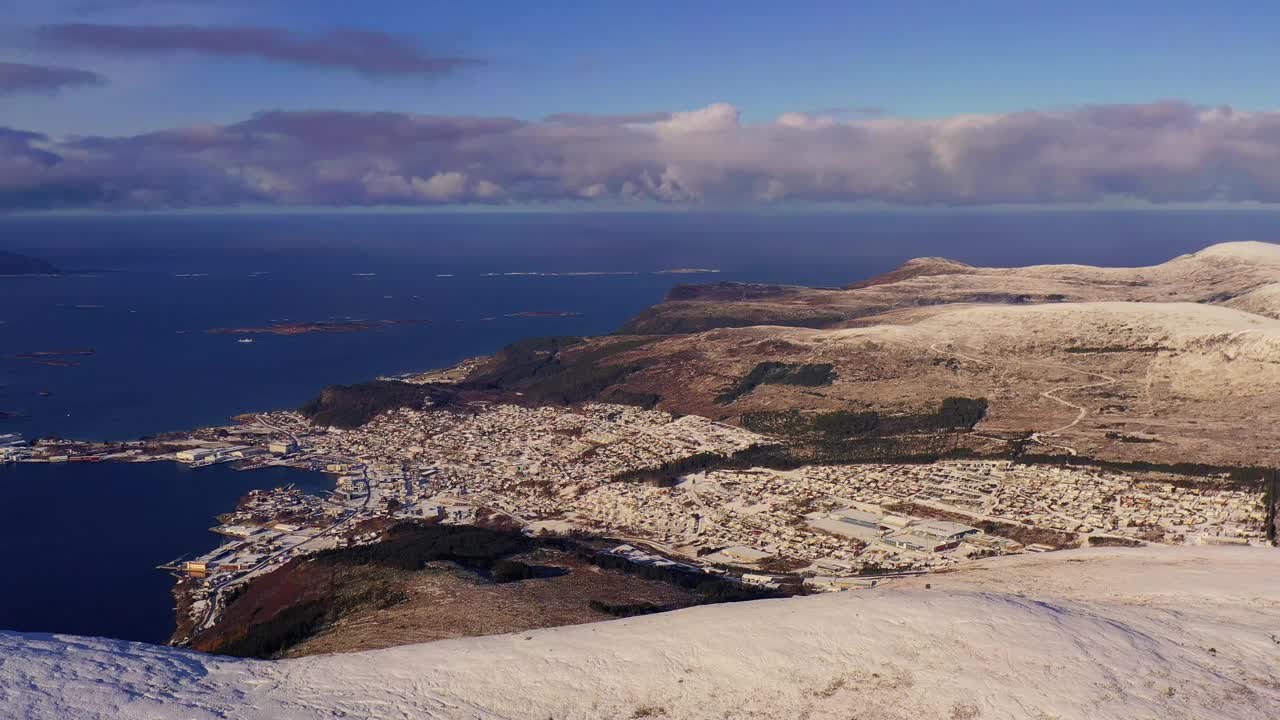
(2, 393, 1272, 629)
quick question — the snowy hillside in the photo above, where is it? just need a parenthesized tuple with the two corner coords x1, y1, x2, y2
(2, 547, 1277, 720)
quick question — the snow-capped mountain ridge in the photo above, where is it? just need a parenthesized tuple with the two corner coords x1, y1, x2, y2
(2, 547, 1277, 720)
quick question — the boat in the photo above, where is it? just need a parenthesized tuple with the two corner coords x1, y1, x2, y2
(238, 338, 255, 344)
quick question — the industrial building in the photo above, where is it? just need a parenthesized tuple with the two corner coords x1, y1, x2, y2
(883, 532, 960, 553)
(175, 448, 218, 463)
(718, 546, 774, 564)
(910, 520, 980, 543)
(832, 508, 882, 529)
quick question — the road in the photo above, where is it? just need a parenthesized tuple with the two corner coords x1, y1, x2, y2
(256, 413, 300, 446)
(928, 341, 1119, 455)
(1036, 369, 1118, 435)
(187, 455, 370, 640)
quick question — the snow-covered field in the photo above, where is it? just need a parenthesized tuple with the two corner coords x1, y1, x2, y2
(2, 547, 1277, 720)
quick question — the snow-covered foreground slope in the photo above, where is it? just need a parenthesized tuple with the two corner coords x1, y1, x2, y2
(2, 548, 1277, 720)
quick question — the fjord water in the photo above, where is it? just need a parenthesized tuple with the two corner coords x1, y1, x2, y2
(0, 463, 330, 644)
(5, 211, 1274, 441)
(1, 210, 1277, 643)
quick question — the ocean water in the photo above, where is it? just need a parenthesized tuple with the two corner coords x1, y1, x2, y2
(0, 462, 331, 643)
(4, 210, 1277, 440)
(2, 209, 1278, 642)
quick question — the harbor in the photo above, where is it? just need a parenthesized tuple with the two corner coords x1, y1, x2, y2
(0, 458, 331, 643)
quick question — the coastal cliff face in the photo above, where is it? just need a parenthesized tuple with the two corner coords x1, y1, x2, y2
(4, 547, 1278, 720)
(174, 523, 719, 659)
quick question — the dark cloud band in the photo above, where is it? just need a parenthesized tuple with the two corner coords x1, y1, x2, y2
(0, 61, 106, 96)
(5, 101, 1280, 209)
(38, 23, 480, 77)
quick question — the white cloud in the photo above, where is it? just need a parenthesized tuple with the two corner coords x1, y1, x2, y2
(474, 179, 505, 199)
(654, 102, 740, 136)
(13, 100, 1280, 209)
(775, 112, 837, 130)
(361, 171, 413, 199)
(576, 183, 608, 199)
(411, 171, 467, 201)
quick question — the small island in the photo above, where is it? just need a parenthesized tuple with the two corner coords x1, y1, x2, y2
(11, 349, 96, 367)
(206, 320, 432, 336)
(505, 311, 583, 318)
(654, 267, 720, 275)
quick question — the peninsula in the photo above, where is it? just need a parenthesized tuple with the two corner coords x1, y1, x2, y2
(5, 242, 1279, 668)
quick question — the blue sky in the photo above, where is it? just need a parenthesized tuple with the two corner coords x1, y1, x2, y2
(6, 0, 1280, 210)
(5, 0, 1279, 135)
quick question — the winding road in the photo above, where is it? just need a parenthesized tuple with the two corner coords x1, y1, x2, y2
(928, 341, 1119, 456)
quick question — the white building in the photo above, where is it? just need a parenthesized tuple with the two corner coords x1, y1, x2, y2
(175, 448, 217, 463)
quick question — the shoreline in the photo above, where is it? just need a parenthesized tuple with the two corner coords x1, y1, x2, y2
(0, 461, 332, 644)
